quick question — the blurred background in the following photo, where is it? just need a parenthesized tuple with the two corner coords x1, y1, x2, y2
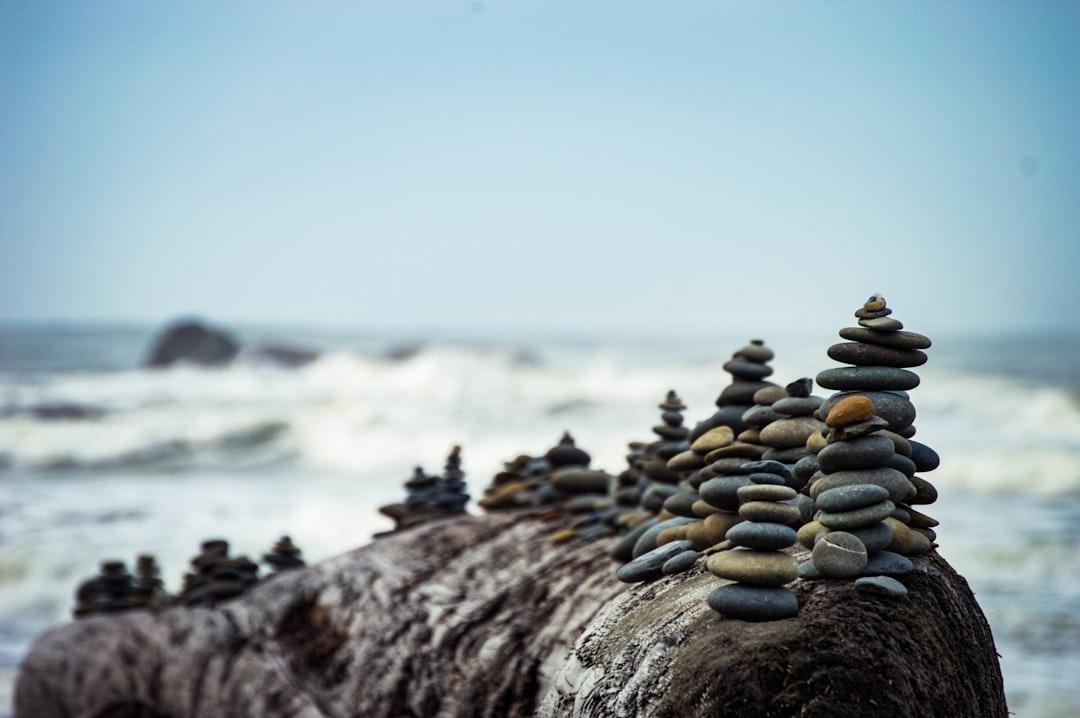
(1, 2, 1078, 716)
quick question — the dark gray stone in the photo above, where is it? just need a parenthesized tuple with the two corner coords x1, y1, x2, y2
(855, 575, 909, 598)
(863, 551, 914, 577)
(706, 584, 799, 621)
(816, 500, 895, 530)
(908, 476, 939, 505)
(885, 452, 917, 478)
(817, 367, 920, 392)
(738, 460, 792, 480)
(838, 326, 932, 350)
(723, 359, 774, 380)
(843, 521, 894, 554)
(661, 549, 700, 576)
(662, 492, 700, 518)
(798, 559, 821, 579)
(816, 484, 890, 513)
(617, 541, 695, 583)
(641, 483, 680, 512)
(812, 531, 867, 578)
(810, 467, 915, 504)
(742, 406, 783, 428)
(761, 447, 812, 465)
(819, 392, 916, 433)
(909, 441, 940, 472)
(632, 518, 696, 559)
(726, 522, 798, 551)
(817, 435, 896, 473)
(144, 320, 240, 368)
(793, 456, 818, 488)
(771, 396, 822, 416)
(700, 476, 752, 512)
(827, 342, 927, 369)
(609, 519, 656, 563)
(858, 317, 904, 331)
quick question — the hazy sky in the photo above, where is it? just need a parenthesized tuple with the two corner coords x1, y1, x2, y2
(1, 1, 1077, 335)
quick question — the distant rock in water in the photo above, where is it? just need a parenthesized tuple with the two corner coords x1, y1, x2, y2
(247, 343, 319, 368)
(383, 343, 424, 362)
(144, 320, 240, 368)
(13, 402, 107, 421)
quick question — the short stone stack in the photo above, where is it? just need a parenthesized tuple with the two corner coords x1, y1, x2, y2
(435, 445, 470, 515)
(477, 453, 550, 510)
(815, 294, 938, 556)
(263, 536, 305, 573)
(637, 391, 692, 514)
(377, 466, 437, 531)
(180, 539, 259, 606)
(690, 340, 779, 441)
(799, 397, 916, 597)
(73, 560, 141, 618)
(705, 480, 800, 621)
(758, 378, 826, 467)
(132, 554, 168, 608)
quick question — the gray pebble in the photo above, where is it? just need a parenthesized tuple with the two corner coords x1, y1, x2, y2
(855, 575, 909, 598)
(618, 540, 696, 583)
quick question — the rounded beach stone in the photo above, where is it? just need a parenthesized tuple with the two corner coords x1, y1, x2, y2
(700, 476, 752, 511)
(551, 468, 611, 493)
(805, 430, 828, 454)
(690, 426, 735, 454)
(879, 430, 912, 457)
(609, 519, 656, 562)
(739, 460, 793, 479)
(703, 443, 763, 463)
(838, 326, 932, 350)
(703, 511, 742, 544)
(825, 416, 891, 443)
(720, 381, 773, 405)
(662, 549, 700, 576)
(797, 520, 827, 549)
(855, 575, 909, 598)
(739, 341, 775, 363)
(736, 484, 796, 502)
(809, 467, 914, 504)
(793, 455, 818, 484)
(632, 517, 696, 558)
(883, 517, 913, 554)
(816, 500, 895, 530)
(908, 476, 938, 505)
(820, 391, 916, 432)
(825, 395, 875, 427)
(656, 524, 691, 546)
(907, 530, 932, 555)
(761, 447, 811, 465)
(759, 417, 825, 448)
(707, 548, 798, 586)
(817, 367, 920, 392)
(685, 520, 713, 549)
(864, 293, 886, 311)
(908, 507, 939, 528)
(787, 494, 815, 524)
(827, 342, 927, 368)
(691, 499, 721, 517)
(912, 526, 937, 542)
(909, 441, 940, 472)
(617, 540, 696, 583)
(858, 316, 904, 331)
(742, 405, 783, 428)
(641, 483, 680, 512)
(816, 435, 896, 473)
(667, 450, 705, 473)
(727, 521, 797, 551)
(815, 484, 890, 512)
(746, 472, 787, 487)
(771, 396, 822, 416)
(798, 560, 821, 579)
(812, 531, 868, 578)
(841, 521, 894, 554)
(884, 453, 917, 478)
(752, 385, 788, 406)
(706, 583, 799, 621)
(739, 501, 801, 525)
(724, 358, 774, 380)
(863, 550, 914, 576)
(662, 491, 700, 518)
(737, 428, 761, 443)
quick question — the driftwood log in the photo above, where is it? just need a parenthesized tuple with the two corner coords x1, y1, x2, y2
(15, 509, 1007, 718)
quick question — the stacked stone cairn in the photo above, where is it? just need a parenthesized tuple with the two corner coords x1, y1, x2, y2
(705, 479, 801, 621)
(690, 340, 779, 441)
(132, 554, 168, 608)
(179, 539, 259, 606)
(263, 535, 306, 573)
(799, 396, 916, 598)
(545, 435, 617, 545)
(477, 452, 552, 510)
(812, 293, 938, 559)
(377, 466, 438, 532)
(434, 445, 470, 515)
(73, 560, 142, 618)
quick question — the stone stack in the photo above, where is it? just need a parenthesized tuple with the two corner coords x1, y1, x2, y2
(132, 554, 168, 608)
(758, 378, 826, 467)
(263, 536, 306, 572)
(73, 560, 141, 618)
(691, 340, 779, 441)
(377, 466, 437, 531)
(477, 453, 548, 510)
(798, 397, 916, 595)
(180, 539, 259, 606)
(435, 445, 470, 515)
(815, 294, 937, 556)
(705, 480, 800, 621)
(637, 391, 692, 513)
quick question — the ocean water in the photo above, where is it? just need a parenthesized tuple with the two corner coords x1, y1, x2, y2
(1, 323, 1079, 716)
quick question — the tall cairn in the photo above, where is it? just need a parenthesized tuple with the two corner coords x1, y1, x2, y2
(73, 560, 140, 618)
(690, 339, 778, 441)
(814, 293, 938, 555)
(435, 445, 470, 515)
(638, 391, 692, 515)
(263, 536, 306, 573)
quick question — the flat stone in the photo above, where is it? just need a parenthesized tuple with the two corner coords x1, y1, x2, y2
(855, 306, 891, 319)
(812, 531, 868, 578)
(817, 435, 896, 473)
(703, 511, 742, 544)
(632, 517, 696, 558)
(878, 430, 912, 457)
(817, 367, 920, 392)
(908, 507, 939, 528)
(703, 443, 764, 463)
(819, 392, 916, 433)
(662, 491, 700, 518)
(884, 453, 917, 478)
(724, 358, 774, 380)
(912, 526, 937, 542)
(909, 441, 940, 472)
(700, 476, 752, 511)
(898, 424, 917, 439)
(726, 522, 798, 550)
(752, 385, 789, 406)
(551, 468, 611, 493)
(691, 499, 721, 517)
(793, 456, 818, 485)
(641, 483, 680, 512)
(825, 395, 875, 427)
(908, 530, 932, 556)
(617, 540, 695, 583)
(840, 521, 894, 554)
(738, 460, 793, 480)
(883, 517, 914, 554)
(908, 476, 938, 505)
(858, 317, 904, 331)
(798, 559, 821, 579)
(690, 426, 735, 454)
(737, 428, 761, 443)
(720, 381, 774, 405)
(815, 484, 890, 512)
(890, 506, 911, 522)
(786, 494, 815, 524)
(706, 584, 799, 621)
(761, 447, 811, 465)
(797, 520, 827, 549)
(827, 342, 927, 368)
(700, 457, 753, 478)
(736, 484, 796, 502)
(707, 548, 798, 586)
(739, 501, 801, 525)
(656, 525, 690, 546)
(855, 575, 908, 598)
(816, 500, 895, 530)
(609, 519, 656, 562)
(839, 326, 932, 350)
(667, 450, 706, 473)
(742, 405, 784, 428)
(662, 549, 700, 576)
(812, 468, 920, 507)
(826, 416, 891, 442)
(747, 472, 787, 487)
(759, 417, 826, 448)
(771, 396, 822, 416)
(738, 341, 775, 363)
(863, 551, 914, 577)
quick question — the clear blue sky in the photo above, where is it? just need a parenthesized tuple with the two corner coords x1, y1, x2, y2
(1, 1, 1077, 334)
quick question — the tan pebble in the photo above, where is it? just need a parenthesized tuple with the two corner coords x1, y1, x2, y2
(691, 499, 721, 517)
(753, 385, 788, 406)
(907, 530, 932, 555)
(657, 508, 676, 521)
(865, 293, 887, 311)
(703, 540, 734, 555)
(805, 430, 828, 454)
(549, 528, 576, 545)
(907, 508, 939, 528)
(686, 521, 712, 550)
(825, 395, 876, 428)
(667, 450, 706, 473)
(797, 520, 827, 549)
(656, 525, 690, 546)
(739, 501, 801, 525)
(884, 517, 913, 554)
(880, 430, 912, 456)
(737, 428, 762, 443)
(704, 512, 741, 544)
(690, 426, 735, 454)
(477, 481, 525, 509)
(707, 549, 798, 585)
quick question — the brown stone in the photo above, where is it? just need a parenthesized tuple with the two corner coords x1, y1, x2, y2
(656, 525, 690, 546)
(691, 426, 735, 454)
(707, 549, 798, 586)
(549, 528, 576, 545)
(692, 500, 722, 517)
(667, 450, 706, 472)
(797, 520, 827, 549)
(825, 396, 875, 427)
(704, 512, 741, 545)
(883, 517, 913, 554)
